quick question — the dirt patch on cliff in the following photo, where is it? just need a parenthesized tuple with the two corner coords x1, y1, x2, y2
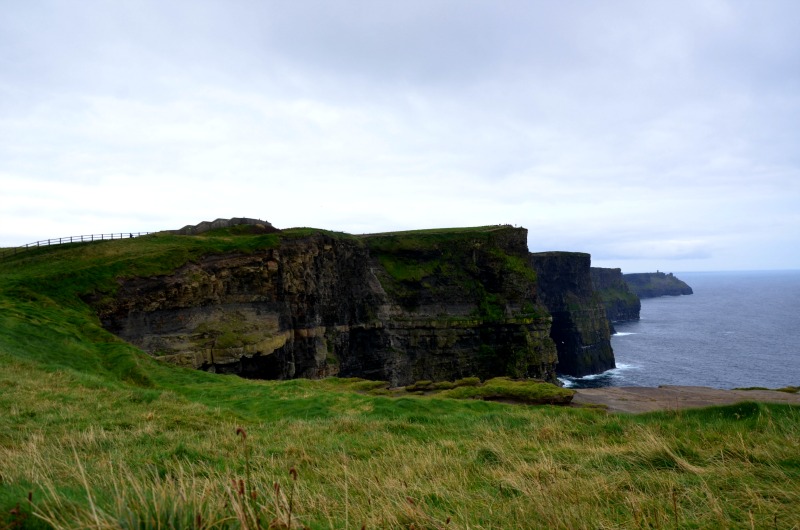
(573, 385, 800, 413)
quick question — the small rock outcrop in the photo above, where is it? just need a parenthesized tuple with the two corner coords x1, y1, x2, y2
(623, 272, 693, 298)
(590, 267, 641, 328)
(170, 217, 279, 236)
(528, 252, 615, 377)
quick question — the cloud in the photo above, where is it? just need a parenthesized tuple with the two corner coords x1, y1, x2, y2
(0, 1, 799, 271)
(602, 239, 714, 261)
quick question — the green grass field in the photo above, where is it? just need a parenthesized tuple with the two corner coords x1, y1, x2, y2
(1, 232, 799, 529)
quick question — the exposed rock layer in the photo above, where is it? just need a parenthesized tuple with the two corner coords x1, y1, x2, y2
(623, 272, 693, 298)
(529, 252, 615, 377)
(590, 267, 641, 327)
(93, 227, 564, 386)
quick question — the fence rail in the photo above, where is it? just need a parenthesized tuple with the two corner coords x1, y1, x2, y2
(0, 232, 153, 261)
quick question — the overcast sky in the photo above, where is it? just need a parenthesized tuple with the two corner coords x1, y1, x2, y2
(2, 1, 798, 272)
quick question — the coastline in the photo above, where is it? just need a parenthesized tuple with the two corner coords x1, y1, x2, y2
(585, 271, 800, 390)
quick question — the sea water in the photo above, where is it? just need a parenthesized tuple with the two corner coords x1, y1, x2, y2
(560, 270, 800, 389)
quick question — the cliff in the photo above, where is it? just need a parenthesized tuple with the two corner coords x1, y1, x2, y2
(528, 252, 615, 377)
(92, 225, 559, 386)
(590, 267, 641, 326)
(623, 272, 693, 298)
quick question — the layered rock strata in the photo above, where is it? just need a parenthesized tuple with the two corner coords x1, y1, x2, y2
(529, 252, 615, 377)
(93, 227, 560, 386)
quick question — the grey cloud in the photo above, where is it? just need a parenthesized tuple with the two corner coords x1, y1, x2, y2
(1, 1, 799, 270)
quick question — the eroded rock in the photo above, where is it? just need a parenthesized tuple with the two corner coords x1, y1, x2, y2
(92, 227, 564, 386)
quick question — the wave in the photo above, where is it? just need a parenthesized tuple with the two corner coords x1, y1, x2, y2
(613, 332, 636, 337)
(558, 363, 640, 389)
(559, 378, 577, 388)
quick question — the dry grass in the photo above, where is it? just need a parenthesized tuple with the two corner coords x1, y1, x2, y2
(3, 381, 799, 529)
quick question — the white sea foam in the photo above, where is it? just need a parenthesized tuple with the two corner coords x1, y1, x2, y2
(558, 363, 640, 388)
(558, 378, 575, 388)
(613, 332, 636, 337)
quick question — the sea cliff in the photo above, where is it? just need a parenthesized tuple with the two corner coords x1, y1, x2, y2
(93, 226, 562, 386)
(528, 253, 615, 377)
(623, 272, 693, 298)
(590, 267, 641, 327)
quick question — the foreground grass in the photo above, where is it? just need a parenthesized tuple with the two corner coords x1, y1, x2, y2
(3, 349, 799, 529)
(1, 234, 799, 528)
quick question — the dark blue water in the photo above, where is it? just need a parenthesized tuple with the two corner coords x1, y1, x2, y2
(560, 270, 800, 389)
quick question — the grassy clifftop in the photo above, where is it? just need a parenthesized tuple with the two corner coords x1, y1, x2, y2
(1, 228, 799, 528)
(363, 225, 535, 313)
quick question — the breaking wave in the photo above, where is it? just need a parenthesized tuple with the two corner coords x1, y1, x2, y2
(558, 363, 640, 389)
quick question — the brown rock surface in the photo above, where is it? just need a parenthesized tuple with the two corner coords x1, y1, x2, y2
(573, 385, 800, 413)
(92, 227, 560, 386)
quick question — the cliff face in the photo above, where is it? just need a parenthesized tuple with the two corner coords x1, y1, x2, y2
(590, 267, 641, 326)
(93, 234, 381, 381)
(528, 253, 615, 377)
(362, 227, 558, 384)
(623, 272, 693, 298)
(93, 227, 559, 386)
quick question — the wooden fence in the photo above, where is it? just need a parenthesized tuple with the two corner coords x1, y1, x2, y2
(0, 232, 153, 260)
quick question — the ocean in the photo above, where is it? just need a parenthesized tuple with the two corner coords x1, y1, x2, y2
(560, 270, 800, 390)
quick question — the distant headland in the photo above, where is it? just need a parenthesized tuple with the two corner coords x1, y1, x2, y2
(623, 271, 694, 298)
